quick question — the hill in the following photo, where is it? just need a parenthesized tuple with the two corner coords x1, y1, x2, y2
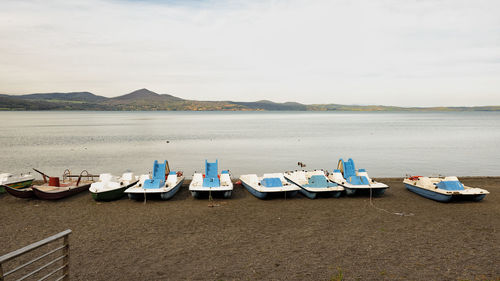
(110, 88, 183, 102)
(6, 91, 107, 102)
(1, 89, 499, 111)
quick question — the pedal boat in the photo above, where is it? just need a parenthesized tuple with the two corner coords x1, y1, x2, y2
(0, 172, 34, 194)
(240, 173, 300, 199)
(284, 170, 344, 199)
(403, 176, 489, 202)
(327, 158, 388, 196)
(125, 160, 184, 200)
(89, 172, 139, 201)
(31, 169, 98, 200)
(189, 160, 233, 199)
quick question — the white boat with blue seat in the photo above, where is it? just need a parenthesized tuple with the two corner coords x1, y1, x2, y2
(125, 160, 184, 200)
(327, 158, 388, 196)
(403, 176, 489, 202)
(189, 160, 233, 199)
(240, 173, 300, 199)
(284, 170, 344, 199)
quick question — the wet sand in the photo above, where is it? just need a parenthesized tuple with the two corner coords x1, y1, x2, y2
(1, 177, 499, 280)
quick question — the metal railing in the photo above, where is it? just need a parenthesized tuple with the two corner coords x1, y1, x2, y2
(0, 229, 71, 281)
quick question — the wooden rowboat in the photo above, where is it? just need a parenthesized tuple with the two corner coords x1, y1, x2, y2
(3, 185, 35, 198)
(31, 169, 98, 200)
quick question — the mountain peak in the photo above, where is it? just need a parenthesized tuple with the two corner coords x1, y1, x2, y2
(127, 88, 159, 97)
(256, 100, 275, 104)
(113, 88, 160, 100)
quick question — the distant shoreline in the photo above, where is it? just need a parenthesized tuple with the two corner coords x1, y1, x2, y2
(2, 88, 499, 111)
(2, 108, 500, 112)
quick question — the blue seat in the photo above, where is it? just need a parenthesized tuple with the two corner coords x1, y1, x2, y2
(339, 158, 369, 186)
(436, 181, 464, 191)
(343, 158, 357, 178)
(203, 177, 220, 187)
(261, 177, 283, 187)
(143, 160, 167, 189)
(347, 175, 370, 185)
(203, 160, 220, 187)
(304, 175, 337, 188)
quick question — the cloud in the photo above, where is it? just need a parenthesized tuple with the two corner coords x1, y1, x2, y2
(0, 0, 499, 106)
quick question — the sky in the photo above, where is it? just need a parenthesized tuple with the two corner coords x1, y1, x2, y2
(0, 0, 499, 106)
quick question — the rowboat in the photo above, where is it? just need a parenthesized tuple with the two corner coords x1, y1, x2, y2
(328, 158, 388, 196)
(125, 160, 184, 200)
(89, 173, 139, 201)
(403, 176, 489, 202)
(3, 185, 35, 198)
(0, 172, 34, 193)
(284, 170, 344, 199)
(31, 169, 98, 200)
(240, 173, 299, 199)
(189, 160, 233, 199)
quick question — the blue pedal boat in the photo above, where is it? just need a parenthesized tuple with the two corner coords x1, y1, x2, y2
(403, 176, 489, 202)
(189, 160, 233, 199)
(125, 160, 184, 200)
(240, 173, 300, 199)
(284, 170, 344, 199)
(327, 158, 388, 196)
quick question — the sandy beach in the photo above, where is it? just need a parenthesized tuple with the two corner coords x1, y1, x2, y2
(0, 177, 499, 280)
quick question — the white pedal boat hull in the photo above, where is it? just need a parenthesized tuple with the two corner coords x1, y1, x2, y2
(284, 170, 344, 199)
(240, 173, 300, 200)
(189, 171, 233, 199)
(125, 175, 184, 200)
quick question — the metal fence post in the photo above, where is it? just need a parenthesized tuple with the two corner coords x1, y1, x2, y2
(63, 234, 69, 280)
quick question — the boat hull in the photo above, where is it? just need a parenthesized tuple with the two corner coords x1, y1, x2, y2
(242, 181, 267, 199)
(467, 194, 487, 202)
(241, 181, 298, 200)
(4, 185, 35, 198)
(191, 190, 232, 199)
(405, 183, 452, 202)
(299, 188, 342, 199)
(1, 179, 34, 193)
(405, 184, 487, 202)
(128, 179, 184, 201)
(32, 184, 91, 200)
(344, 187, 386, 197)
(91, 181, 138, 201)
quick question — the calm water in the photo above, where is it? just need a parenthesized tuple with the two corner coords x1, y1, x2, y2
(0, 111, 499, 178)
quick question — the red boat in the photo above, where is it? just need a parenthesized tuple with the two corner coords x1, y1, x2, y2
(31, 169, 98, 200)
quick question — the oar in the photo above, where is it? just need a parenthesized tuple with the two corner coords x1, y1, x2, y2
(32, 168, 50, 183)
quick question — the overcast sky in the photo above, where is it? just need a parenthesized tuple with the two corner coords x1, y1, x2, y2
(1, 0, 499, 106)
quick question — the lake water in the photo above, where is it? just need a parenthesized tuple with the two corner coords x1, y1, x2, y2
(0, 111, 499, 178)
